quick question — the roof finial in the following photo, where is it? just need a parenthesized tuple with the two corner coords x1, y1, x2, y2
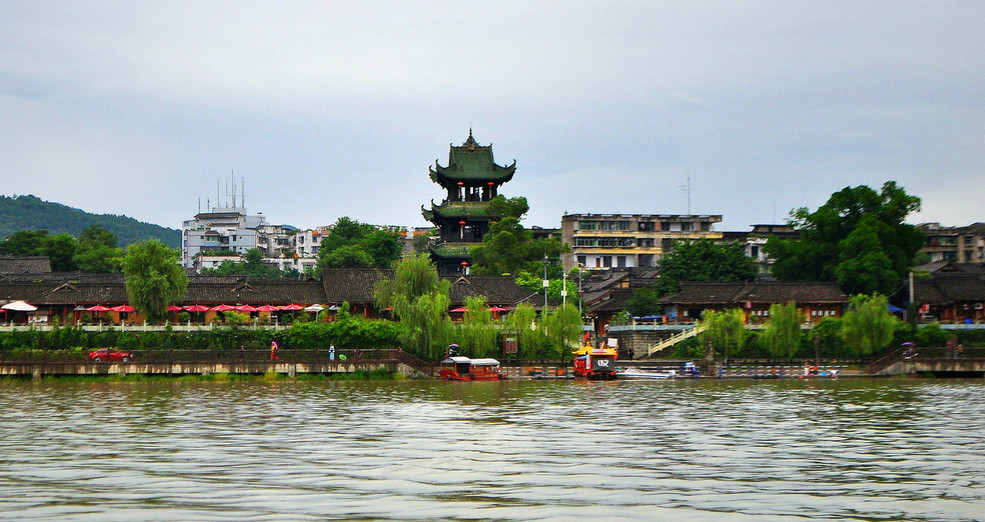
(464, 128, 478, 148)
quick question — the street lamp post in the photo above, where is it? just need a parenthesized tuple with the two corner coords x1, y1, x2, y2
(543, 254, 549, 309)
(562, 272, 567, 307)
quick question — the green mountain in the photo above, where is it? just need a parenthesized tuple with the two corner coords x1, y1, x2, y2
(0, 194, 180, 248)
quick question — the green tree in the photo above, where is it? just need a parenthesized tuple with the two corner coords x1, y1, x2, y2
(41, 233, 78, 271)
(74, 225, 123, 273)
(317, 217, 402, 270)
(809, 316, 845, 360)
(455, 296, 499, 357)
(487, 195, 530, 220)
(841, 294, 898, 357)
(764, 182, 923, 293)
(657, 239, 758, 295)
(503, 302, 539, 359)
(833, 214, 900, 295)
(541, 303, 583, 359)
(626, 284, 663, 317)
(0, 229, 49, 256)
(700, 308, 746, 363)
(762, 301, 802, 358)
(121, 239, 189, 322)
(470, 216, 567, 286)
(374, 253, 453, 359)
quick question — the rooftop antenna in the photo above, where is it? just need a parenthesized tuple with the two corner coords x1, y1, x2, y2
(241, 177, 245, 209)
(198, 198, 201, 214)
(678, 173, 691, 215)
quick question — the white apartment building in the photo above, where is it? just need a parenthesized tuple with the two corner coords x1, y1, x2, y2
(182, 205, 267, 269)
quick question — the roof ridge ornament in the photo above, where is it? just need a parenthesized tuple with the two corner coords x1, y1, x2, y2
(463, 128, 479, 150)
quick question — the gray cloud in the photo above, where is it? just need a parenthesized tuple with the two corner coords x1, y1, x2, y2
(1, 1, 982, 232)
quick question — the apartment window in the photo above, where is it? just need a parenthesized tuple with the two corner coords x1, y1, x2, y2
(680, 222, 693, 232)
(617, 256, 626, 268)
(577, 255, 586, 266)
(638, 222, 656, 232)
(578, 221, 598, 230)
(602, 256, 612, 267)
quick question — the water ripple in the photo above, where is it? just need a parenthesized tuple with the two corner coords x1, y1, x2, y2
(1, 378, 984, 520)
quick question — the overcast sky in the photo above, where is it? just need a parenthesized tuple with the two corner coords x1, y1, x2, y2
(2, 1, 982, 233)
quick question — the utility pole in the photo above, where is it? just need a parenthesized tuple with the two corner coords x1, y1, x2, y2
(543, 254, 549, 309)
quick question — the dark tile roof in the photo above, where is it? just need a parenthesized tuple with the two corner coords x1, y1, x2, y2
(321, 268, 395, 304)
(660, 281, 847, 306)
(447, 275, 541, 306)
(915, 274, 985, 304)
(0, 256, 51, 275)
(589, 289, 634, 313)
(184, 275, 326, 305)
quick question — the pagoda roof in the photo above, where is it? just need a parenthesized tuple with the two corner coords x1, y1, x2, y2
(429, 130, 516, 185)
(421, 201, 499, 222)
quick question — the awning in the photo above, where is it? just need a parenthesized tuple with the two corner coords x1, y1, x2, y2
(2, 300, 38, 312)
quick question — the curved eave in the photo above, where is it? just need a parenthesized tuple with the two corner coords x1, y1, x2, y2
(430, 161, 516, 185)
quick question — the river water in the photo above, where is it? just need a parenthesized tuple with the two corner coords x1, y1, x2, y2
(1, 377, 983, 520)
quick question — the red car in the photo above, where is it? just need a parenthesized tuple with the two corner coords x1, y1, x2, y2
(88, 348, 134, 362)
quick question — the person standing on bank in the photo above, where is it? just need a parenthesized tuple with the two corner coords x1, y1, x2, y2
(270, 341, 279, 361)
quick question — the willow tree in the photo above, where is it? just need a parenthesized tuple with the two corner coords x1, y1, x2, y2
(762, 301, 803, 359)
(541, 303, 583, 360)
(121, 239, 188, 322)
(841, 294, 897, 357)
(374, 253, 453, 360)
(455, 296, 499, 358)
(700, 308, 746, 364)
(503, 302, 540, 360)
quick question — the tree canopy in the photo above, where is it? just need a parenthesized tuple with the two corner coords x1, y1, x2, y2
(764, 182, 924, 295)
(122, 239, 189, 322)
(317, 217, 402, 270)
(374, 253, 453, 360)
(840, 293, 898, 357)
(469, 216, 568, 288)
(656, 239, 758, 295)
(762, 301, 803, 358)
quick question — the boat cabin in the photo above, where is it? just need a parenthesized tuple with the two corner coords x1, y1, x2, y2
(439, 356, 506, 381)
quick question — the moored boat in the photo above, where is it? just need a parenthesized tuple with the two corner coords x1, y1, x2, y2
(614, 367, 676, 379)
(438, 356, 506, 381)
(572, 341, 618, 380)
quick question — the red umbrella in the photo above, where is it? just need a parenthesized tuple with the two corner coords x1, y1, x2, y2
(449, 307, 468, 313)
(167, 305, 184, 312)
(279, 304, 303, 311)
(211, 304, 237, 311)
(256, 305, 280, 312)
(87, 305, 111, 312)
(183, 305, 209, 312)
(111, 305, 135, 313)
(235, 304, 258, 312)
(489, 306, 509, 312)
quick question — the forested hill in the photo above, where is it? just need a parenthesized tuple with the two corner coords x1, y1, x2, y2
(0, 195, 180, 248)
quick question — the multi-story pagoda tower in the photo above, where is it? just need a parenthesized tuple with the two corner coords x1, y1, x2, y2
(422, 130, 516, 275)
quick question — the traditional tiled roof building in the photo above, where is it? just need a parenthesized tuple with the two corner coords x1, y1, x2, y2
(658, 281, 848, 323)
(422, 130, 516, 276)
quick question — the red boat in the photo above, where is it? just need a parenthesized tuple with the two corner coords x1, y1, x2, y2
(439, 356, 506, 381)
(572, 341, 618, 380)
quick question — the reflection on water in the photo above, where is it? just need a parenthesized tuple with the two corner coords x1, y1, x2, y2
(1, 378, 984, 520)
